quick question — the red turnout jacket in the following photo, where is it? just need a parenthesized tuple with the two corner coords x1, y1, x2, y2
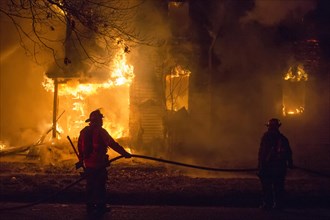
(78, 124, 128, 168)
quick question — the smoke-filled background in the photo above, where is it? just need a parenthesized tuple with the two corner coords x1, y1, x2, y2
(182, 0, 329, 170)
(0, 10, 53, 146)
(1, 0, 329, 171)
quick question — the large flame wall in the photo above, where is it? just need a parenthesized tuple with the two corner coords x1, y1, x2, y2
(43, 50, 134, 140)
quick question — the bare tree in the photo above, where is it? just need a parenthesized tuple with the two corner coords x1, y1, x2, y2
(0, 0, 147, 73)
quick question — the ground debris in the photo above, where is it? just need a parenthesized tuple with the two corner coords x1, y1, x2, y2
(1, 159, 330, 207)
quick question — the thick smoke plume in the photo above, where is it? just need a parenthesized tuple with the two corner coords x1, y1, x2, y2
(174, 0, 327, 172)
(241, 0, 317, 26)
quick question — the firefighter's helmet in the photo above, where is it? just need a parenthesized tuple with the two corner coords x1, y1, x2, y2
(85, 109, 104, 123)
(265, 118, 281, 128)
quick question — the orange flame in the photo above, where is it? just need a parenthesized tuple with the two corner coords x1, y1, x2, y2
(43, 50, 134, 139)
(0, 141, 6, 151)
(166, 65, 190, 111)
(284, 64, 308, 82)
(282, 64, 307, 116)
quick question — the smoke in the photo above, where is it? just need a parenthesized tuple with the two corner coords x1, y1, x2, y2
(171, 0, 324, 170)
(239, 1, 330, 171)
(241, 0, 317, 26)
(0, 7, 56, 148)
(0, 45, 20, 63)
(179, 0, 330, 172)
(0, 41, 53, 148)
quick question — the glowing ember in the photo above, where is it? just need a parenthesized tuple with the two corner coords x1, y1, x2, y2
(169, 2, 184, 7)
(125, 147, 132, 154)
(0, 141, 6, 151)
(282, 106, 304, 116)
(52, 4, 65, 16)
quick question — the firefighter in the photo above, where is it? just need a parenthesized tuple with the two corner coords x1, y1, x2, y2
(258, 118, 293, 210)
(77, 109, 131, 215)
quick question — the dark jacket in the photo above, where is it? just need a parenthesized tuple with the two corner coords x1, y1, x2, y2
(258, 130, 293, 172)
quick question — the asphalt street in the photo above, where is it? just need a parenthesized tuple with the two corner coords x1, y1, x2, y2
(1, 203, 330, 220)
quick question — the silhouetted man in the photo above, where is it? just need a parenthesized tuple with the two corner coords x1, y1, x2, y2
(78, 109, 131, 216)
(258, 118, 293, 210)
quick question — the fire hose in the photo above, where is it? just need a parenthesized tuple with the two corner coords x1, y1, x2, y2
(0, 154, 329, 211)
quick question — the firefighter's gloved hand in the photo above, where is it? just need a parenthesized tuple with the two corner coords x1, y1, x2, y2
(75, 161, 84, 169)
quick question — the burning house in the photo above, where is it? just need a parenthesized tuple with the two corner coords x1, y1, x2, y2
(0, 0, 329, 169)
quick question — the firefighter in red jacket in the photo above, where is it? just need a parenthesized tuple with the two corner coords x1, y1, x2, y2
(78, 109, 131, 215)
(258, 118, 293, 210)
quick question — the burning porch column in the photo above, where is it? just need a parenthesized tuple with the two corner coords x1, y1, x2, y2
(52, 78, 59, 139)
